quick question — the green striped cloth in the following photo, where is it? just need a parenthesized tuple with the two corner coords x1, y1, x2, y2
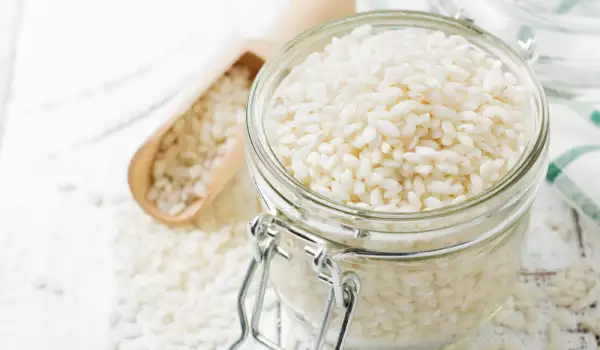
(546, 103, 600, 225)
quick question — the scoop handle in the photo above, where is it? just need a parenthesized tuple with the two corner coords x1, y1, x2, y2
(264, 0, 356, 44)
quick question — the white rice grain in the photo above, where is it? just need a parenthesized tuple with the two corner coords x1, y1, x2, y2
(148, 67, 251, 215)
(267, 26, 529, 213)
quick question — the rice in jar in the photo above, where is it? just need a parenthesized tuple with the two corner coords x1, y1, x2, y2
(231, 11, 549, 350)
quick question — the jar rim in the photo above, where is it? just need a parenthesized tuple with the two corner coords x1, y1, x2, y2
(246, 10, 549, 223)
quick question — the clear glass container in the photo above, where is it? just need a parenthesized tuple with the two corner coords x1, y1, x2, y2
(232, 11, 549, 350)
(429, 0, 600, 102)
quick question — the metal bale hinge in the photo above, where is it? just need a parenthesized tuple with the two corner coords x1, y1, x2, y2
(229, 214, 361, 350)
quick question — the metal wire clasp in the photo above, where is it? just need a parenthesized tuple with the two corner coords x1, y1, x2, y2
(229, 214, 361, 350)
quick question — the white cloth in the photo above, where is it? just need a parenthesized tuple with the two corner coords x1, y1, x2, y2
(547, 102, 600, 226)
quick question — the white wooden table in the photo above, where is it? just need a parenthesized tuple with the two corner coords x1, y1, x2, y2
(0, 1, 598, 349)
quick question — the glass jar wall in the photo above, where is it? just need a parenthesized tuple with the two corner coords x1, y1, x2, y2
(233, 11, 549, 350)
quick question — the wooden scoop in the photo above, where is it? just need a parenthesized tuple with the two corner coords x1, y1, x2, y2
(128, 0, 355, 227)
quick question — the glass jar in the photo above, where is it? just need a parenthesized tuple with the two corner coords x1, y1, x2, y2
(429, 0, 600, 102)
(231, 11, 549, 350)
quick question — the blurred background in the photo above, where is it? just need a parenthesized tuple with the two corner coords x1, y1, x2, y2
(0, 1, 599, 350)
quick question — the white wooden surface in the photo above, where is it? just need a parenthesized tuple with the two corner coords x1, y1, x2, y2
(0, 1, 283, 349)
(0, 1, 598, 350)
